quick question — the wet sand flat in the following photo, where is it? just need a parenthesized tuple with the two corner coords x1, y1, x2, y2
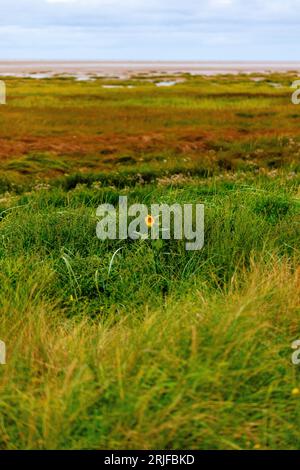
(0, 61, 300, 77)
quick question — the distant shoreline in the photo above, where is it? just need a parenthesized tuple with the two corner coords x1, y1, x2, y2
(0, 61, 300, 77)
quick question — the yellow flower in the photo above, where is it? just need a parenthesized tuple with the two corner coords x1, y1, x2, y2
(292, 387, 300, 396)
(145, 215, 155, 228)
(253, 444, 261, 450)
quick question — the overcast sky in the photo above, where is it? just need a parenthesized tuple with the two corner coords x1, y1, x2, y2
(0, 0, 300, 60)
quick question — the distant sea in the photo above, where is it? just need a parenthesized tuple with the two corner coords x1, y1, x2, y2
(0, 61, 300, 78)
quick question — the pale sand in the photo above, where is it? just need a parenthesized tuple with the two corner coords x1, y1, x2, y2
(0, 61, 300, 78)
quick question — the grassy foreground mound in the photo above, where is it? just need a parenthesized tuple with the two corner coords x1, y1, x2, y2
(0, 173, 299, 449)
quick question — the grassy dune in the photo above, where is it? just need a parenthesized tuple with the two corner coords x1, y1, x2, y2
(0, 73, 299, 449)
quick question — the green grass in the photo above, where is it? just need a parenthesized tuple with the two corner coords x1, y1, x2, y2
(0, 173, 299, 449)
(0, 74, 299, 449)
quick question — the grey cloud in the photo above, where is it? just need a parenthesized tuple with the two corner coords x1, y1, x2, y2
(0, 0, 299, 59)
